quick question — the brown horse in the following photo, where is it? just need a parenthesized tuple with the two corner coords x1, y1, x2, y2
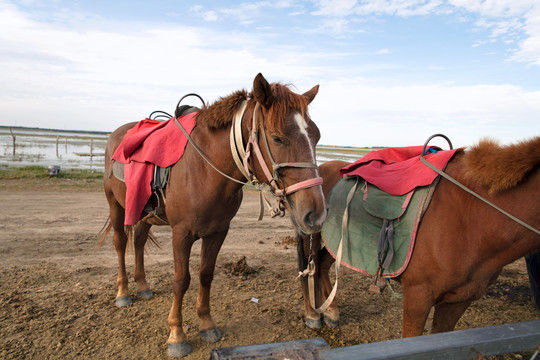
(297, 136, 540, 337)
(103, 73, 327, 357)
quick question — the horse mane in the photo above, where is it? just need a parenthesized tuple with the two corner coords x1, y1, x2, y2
(464, 136, 540, 194)
(196, 83, 309, 134)
(196, 89, 249, 129)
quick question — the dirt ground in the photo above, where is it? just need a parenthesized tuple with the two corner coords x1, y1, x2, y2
(0, 179, 538, 359)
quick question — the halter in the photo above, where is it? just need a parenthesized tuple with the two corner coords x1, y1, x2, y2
(230, 101, 323, 218)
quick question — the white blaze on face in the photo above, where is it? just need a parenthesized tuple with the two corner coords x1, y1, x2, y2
(292, 111, 325, 209)
(294, 112, 316, 160)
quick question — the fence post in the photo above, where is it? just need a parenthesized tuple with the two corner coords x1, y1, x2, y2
(90, 139, 93, 161)
(56, 136, 60, 158)
(9, 128, 16, 155)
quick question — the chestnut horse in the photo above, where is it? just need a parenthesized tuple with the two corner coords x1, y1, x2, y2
(103, 74, 326, 357)
(297, 136, 540, 337)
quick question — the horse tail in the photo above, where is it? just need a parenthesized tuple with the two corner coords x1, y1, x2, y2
(526, 251, 540, 310)
(97, 217, 160, 252)
(97, 217, 113, 248)
(96, 217, 133, 253)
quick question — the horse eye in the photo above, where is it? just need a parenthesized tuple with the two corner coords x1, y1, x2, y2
(271, 135, 284, 144)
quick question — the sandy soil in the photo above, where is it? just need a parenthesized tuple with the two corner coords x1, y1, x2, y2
(0, 179, 538, 359)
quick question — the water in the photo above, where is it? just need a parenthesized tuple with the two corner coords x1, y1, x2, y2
(0, 127, 369, 172)
(0, 128, 108, 171)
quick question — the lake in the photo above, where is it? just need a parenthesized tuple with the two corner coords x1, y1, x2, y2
(0, 127, 371, 172)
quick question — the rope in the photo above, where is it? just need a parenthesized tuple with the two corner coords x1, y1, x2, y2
(302, 178, 359, 314)
(174, 116, 262, 190)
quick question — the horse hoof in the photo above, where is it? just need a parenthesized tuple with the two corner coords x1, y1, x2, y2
(323, 315, 339, 328)
(115, 296, 132, 307)
(137, 289, 153, 300)
(305, 318, 322, 329)
(167, 342, 192, 358)
(200, 328, 221, 343)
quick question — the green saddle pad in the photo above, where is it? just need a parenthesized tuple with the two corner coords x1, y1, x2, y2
(322, 177, 438, 277)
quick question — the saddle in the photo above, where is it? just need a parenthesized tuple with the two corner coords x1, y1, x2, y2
(322, 177, 439, 279)
(322, 146, 458, 293)
(112, 161, 171, 223)
(111, 105, 199, 224)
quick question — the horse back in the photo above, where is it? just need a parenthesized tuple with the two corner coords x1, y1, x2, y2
(319, 160, 350, 198)
(104, 122, 138, 169)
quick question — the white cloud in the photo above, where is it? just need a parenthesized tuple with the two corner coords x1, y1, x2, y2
(312, 0, 358, 17)
(314, 79, 540, 147)
(311, 0, 540, 67)
(203, 10, 219, 21)
(510, 5, 540, 66)
(0, 2, 327, 132)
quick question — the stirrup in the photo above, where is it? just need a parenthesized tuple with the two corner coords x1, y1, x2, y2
(369, 268, 387, 294)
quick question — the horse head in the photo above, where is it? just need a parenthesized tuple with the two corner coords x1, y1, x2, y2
(249, 73, 327, 235)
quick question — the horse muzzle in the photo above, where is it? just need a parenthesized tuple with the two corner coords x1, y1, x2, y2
(283, 178, 327, 235)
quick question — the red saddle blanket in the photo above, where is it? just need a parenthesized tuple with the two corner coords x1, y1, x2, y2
(339, 146, 459, 195)
(112, 113, 197, 225)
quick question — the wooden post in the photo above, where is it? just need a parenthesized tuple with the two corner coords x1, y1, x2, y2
(90, 139, 94, 161)
(9, 128, 16, 155)
(65, 138, 68, 154)
(56, 136, 60, 158)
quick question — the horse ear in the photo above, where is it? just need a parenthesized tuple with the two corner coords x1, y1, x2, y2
(253, 73, 274, 108)
(303, 85, 319, 104)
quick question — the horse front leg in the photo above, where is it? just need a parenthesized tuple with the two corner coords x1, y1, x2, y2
(430, 301, 471, 334)
(318, 246, 339, 327)
(401, 283, 434, 337)
(297, 233, 322, 329)
(134, 221, 153, 300)
(167, 226, 196, 358)
(197, 230, 228, 343)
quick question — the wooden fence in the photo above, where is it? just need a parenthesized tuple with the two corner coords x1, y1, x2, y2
(211, 320, 540, 360)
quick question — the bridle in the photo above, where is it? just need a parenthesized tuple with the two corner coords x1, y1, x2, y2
(230, 101, 323, 218)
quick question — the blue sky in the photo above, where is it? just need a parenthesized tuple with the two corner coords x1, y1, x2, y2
(1, 0, 539, 147)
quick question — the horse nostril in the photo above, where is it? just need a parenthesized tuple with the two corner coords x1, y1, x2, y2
(304, 211, 315, 228)
(304, 210, 324, 229)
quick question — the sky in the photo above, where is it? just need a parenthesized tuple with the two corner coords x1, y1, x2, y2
(1, 0, 540, 148)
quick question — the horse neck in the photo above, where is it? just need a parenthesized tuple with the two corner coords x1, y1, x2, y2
(449, 160, 540, 264)
(187, 121, 247, 195)
(500, 167, 540, 257)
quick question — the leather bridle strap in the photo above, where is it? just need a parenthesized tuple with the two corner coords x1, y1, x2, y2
(299, 177, 359, 314)
(229, 100, 251, 181)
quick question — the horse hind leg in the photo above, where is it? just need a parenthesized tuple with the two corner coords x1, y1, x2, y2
(526, 251, 540, 310)
(109, 201, 132, 307)
(134, 221, 153, 301)
(196, 230, 228, 344)
(167, 226, 196, 358)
